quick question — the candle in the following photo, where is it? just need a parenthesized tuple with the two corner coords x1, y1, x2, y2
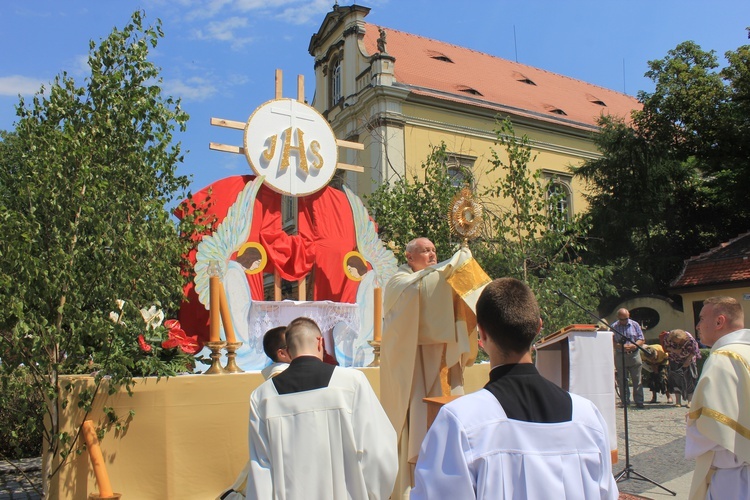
(218, 281, 237, 344)
(209, 275, 221, 342)
(82, 420, 114, 498)
(373, 287, 383, 343)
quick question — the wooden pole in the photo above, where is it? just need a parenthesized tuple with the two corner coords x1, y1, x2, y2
(274, 270, 282, 301)
(275, 69, 283, 100)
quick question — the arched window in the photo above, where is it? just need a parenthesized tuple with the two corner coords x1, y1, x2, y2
(330, 59, 342, 108)
(547, 180, 572, 222)
(446, 153, 475, 189)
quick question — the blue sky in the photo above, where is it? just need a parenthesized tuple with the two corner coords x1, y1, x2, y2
(2, 1, 749, 193)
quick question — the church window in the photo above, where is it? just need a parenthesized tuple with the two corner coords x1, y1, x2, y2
(547, 180, 572, 222)
(330, 59, 342, 107)
(447, 153, 476, 189)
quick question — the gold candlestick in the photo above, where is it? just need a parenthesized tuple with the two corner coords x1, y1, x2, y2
(368, 340, 381, 367)
(205, 341, 228, 374)
(224, 342, 244, 373)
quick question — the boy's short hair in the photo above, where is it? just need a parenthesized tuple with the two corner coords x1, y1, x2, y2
(475, 277, 540, 354)
(262, 326, 287, 362)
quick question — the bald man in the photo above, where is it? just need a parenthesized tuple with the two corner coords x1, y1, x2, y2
(686, 296, 750, 500)
(381, 237, 479, 499)
(246, 317, 397, 499)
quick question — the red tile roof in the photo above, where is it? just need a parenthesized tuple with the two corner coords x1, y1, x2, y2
(362, 23, 640, 131)
(671, 231, 750, 289)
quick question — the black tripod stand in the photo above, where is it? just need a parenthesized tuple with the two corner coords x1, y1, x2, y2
(555, 290, 676, 496)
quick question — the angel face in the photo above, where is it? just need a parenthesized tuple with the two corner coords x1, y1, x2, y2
(347, 265, 362, 280)
(345, 253, 369, 281)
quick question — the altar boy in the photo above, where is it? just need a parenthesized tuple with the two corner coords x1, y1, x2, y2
(247, 317, 397, 499)
(411, 278, 618, 499)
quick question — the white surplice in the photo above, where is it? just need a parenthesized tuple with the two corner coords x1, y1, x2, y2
(247, 367, 398, 500)
(260, 362, 288, 380)
(411, 389, 618, 500)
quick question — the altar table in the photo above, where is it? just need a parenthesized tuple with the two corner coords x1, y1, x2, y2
(46, 364, 490, 499)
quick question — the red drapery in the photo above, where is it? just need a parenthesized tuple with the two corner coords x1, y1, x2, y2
(176, 176, 359, 342)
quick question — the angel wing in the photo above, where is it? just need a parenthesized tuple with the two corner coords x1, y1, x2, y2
(343, 184, 398, 287)
(194, 176, 264, 307)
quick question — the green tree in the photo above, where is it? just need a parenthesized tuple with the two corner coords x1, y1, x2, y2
(0, 11, 198, 488)
(366, 143, 459, 261)
(574, 40, 750, 296)
(476, 119, 615, 335)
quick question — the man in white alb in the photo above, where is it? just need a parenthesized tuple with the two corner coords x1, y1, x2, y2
(381, 237, 480, 499)
(411, 277, 618, 499)
(246, 317, 397, 499)
(686, 296, 750, 500)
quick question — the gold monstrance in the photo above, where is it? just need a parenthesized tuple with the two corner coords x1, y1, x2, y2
(449, 187, 483, 246)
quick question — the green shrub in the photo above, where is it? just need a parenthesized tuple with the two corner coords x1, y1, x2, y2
(0, 366, 44, 459)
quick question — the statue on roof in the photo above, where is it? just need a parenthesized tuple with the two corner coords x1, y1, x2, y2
(377, 27, 387, 54)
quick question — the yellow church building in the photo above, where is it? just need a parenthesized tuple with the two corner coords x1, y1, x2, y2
(308, 4, 640, 219)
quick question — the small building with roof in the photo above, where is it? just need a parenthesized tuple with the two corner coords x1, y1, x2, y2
(607, 232, 750, 341)
(670, 231, 750, 335)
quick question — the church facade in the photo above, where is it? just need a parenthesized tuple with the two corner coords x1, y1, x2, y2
(308, 4, 640, 219)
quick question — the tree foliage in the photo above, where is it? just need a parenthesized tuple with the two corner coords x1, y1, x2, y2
(366, 143, 459, 261)
(475, 119, 615, 335)
(574, 40, 750, 296)
(0, 11, 199, 482)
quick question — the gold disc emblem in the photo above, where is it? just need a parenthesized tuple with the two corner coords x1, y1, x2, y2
(449, 188, 482, 241)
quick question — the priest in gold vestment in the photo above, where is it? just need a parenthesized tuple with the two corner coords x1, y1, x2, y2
(381, 237, 488, 499)
(686, 296, 750, 500)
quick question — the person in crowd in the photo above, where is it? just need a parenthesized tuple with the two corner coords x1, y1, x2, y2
(662, 329, 700, 408)
(380, 237, 476, 498)
(640, 343, 671, 404)
(411, 277, 618, 499)
(686, 296, 750, 500)
(247, 317, 397, 499)
(260, 326, 290, 380)
(610, 308, 645, 408)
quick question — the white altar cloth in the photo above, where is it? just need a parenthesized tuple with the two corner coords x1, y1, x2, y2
(246, 300, 361, 367)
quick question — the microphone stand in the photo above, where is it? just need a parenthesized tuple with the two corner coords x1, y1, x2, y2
(555, 290, 676, 496)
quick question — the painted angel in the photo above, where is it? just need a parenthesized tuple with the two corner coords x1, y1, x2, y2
(335, 185, 398, 366)
(194, 176, 268, 370)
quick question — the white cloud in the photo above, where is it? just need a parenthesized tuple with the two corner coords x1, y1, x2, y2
(275, 0, 331, 25)
(183, 0, 235, 22)
(0, 75, 46, 97)
(163, 76, 218, 102)
(192, 16, 254, 49)
(235, 0, 294, 11)
(184, 0, 327, 24)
